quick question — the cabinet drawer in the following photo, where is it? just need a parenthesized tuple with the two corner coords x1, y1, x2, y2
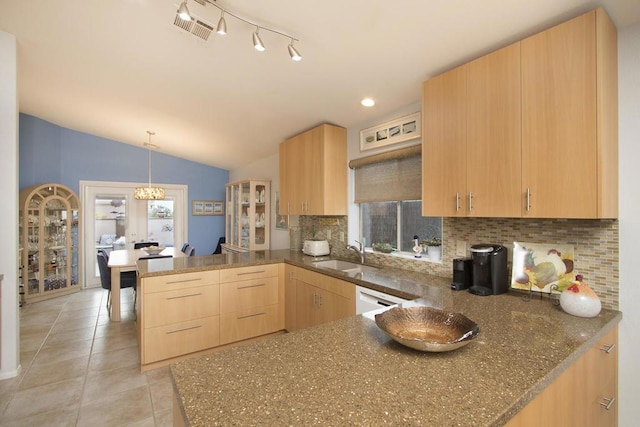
(301, 268, 355, 300)
(142, 270, 220, 294)
(219, 264, 279, 283)
(143, 284, 219, 328)
(220, 304, 280, 345)
(144, 315, 219, 364)
(220, 276, 278, 313)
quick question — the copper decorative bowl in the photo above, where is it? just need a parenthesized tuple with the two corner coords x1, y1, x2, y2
(374, 306, 480, 352)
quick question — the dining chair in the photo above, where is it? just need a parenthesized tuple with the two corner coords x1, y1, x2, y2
(97, 252, 137, 312)
(213, 237, 225, 255)
(181, 243, 189, 253)
(185, 245, 195, 256)
(97, 248, 110, 260)
(134, 242, 159, 249)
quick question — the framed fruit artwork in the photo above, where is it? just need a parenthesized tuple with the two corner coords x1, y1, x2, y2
(511, 242, 575, 293)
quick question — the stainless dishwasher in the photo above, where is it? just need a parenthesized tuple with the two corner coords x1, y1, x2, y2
(355, 285, 409, 315)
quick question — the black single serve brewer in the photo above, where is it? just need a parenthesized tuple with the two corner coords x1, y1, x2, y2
(468, 244, 508, 296)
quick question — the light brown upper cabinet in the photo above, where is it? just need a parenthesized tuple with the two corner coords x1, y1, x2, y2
(422, 7, 617, 219)
(422, 43, 521, 217)
(279, 124, 347, 216)
(521, 8, 618, 218)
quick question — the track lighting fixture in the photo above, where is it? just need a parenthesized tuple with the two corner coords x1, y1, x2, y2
(216, 11, 227, 35)
(288, 39, 302, 61)
(175, 0, 301, 61)
(177, 1, 191, 22)
(253, 28, 265, 52)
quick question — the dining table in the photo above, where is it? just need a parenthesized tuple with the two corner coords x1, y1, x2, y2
(107, 246, 185, 321)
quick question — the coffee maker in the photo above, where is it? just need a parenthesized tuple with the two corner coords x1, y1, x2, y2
(468, 244, 508, 296)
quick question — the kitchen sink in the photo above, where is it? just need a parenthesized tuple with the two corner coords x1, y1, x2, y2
(312, 260, 379, 274)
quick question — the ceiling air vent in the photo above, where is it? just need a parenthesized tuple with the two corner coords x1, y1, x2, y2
(192, 20, 213, 40)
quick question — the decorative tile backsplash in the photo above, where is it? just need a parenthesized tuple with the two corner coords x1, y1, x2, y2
(300, 216, 619, 310)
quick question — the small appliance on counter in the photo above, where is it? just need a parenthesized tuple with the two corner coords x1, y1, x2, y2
(302, 240, 330, 256)
(451, 257, 473, 291)
(468, 244, 508, 296)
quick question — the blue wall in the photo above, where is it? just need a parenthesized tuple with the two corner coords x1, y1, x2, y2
(19, 114, 229, 254)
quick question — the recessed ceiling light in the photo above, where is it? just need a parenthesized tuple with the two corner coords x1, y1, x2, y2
(361, 98, 375, 107)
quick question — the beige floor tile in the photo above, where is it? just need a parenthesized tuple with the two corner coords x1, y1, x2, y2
(0, 405, 79, 427)
(0, 375, 21, 396)
(19, 355, 89, 390)
(82, 365, 147, 404)
(19, 311, 60, 327)
(91, 331, 137, 354)
(0, 391, 14, 415)
(51, 314, 98, 333)
(19, 323, 52, 337)
(45, 326, 96, 346)
(19, 350, 38, 372)
(76, 385, 153, 427)
(57, 306, 101, 321)
(2, 377, 83, 421)
(33, 338, 92, 366)
(153, 409, 174, 427)
(94, 321, 136, 339)
(149, 379, 173, 413)
(123, 415, 156, 427)
(87, 345, 140, 373)
(19, 332, 49, 352)
(145, 366, 171, 385)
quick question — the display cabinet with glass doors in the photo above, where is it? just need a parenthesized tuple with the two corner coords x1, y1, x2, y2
(19, 184, 82, 303)
(224, 180, 270, 252)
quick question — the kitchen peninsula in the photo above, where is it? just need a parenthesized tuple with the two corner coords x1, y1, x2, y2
(136, 251, 620, 426)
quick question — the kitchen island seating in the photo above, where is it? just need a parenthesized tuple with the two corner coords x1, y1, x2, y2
(97, 252, 136, 311)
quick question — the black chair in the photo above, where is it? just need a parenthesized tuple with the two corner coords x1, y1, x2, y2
(213, 237, 225, 255)
(97, 252, 137, 312)
(181, 243, 189, 253)
(138, 255, 173, 260)
(97, 248, 110, 260)
(134, 242, 159, 249)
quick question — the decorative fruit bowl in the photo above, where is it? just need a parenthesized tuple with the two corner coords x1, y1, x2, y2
(372, 242, 394, 253)
(375, 306, 480, 352)
(143, 245, 166, 256)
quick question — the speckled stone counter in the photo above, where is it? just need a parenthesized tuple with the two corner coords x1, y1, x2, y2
(164, 251, 621, 426)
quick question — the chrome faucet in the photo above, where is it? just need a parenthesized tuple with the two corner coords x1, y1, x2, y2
(347, 240, 366, 264)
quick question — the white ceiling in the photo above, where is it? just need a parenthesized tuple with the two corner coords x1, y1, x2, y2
(1, 0, 639, 170)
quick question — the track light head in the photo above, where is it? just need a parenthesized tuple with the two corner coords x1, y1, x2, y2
(253, 28, 265, 52)
(288, 40, 302, 61)
(177, 1, 192, 21)
(216, 11, 227, 35)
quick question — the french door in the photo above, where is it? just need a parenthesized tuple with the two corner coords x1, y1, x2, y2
(81, 181, 188, 287)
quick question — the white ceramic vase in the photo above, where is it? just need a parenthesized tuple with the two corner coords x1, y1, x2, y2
(428, 246, 441, 261)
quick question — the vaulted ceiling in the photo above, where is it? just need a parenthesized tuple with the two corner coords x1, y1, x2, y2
(1, 0, 639, 170)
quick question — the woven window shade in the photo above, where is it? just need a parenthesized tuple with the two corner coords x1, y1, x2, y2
(352, 146, 422, 203)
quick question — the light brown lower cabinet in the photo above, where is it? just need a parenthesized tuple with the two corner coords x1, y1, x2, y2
(285, 265, 355, 332)
(138, 264, 284, 371)
(506, 325, 618, 426)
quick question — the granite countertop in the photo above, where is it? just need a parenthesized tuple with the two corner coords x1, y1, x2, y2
(165, 250, 622, 426)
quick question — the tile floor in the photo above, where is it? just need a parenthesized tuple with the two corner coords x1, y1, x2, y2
(0, 287, 173, 426)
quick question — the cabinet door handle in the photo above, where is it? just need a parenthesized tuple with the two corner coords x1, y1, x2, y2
(237, 270, 266, 276)
(166, 292, 202, 300)
(455, 192, 460, 212)
(287, 202, 290, 214)
(237, 312, 266, 320)
(600, 343, 616, 354)
(166, 277, 203, 284)
(238, 283, 266, 290)
(468, 192, 473, 212)
(600, 397, 616, 410)
(526, 188, 532, 212)
(166, 324, 202, 334)
(318, 294, 323, 307)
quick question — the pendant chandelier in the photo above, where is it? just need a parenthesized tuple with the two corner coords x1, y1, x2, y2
(134, 131, 165, 200)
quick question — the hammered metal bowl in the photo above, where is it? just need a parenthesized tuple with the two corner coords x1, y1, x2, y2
(375, 306, 480, 352)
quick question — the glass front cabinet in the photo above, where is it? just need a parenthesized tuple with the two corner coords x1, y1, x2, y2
(19, 183, 81, 303)
(224, 180, 270, 252)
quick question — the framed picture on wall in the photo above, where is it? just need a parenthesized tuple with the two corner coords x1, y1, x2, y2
(360, 112, 421, 152)
(193, 200, 224, 216)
